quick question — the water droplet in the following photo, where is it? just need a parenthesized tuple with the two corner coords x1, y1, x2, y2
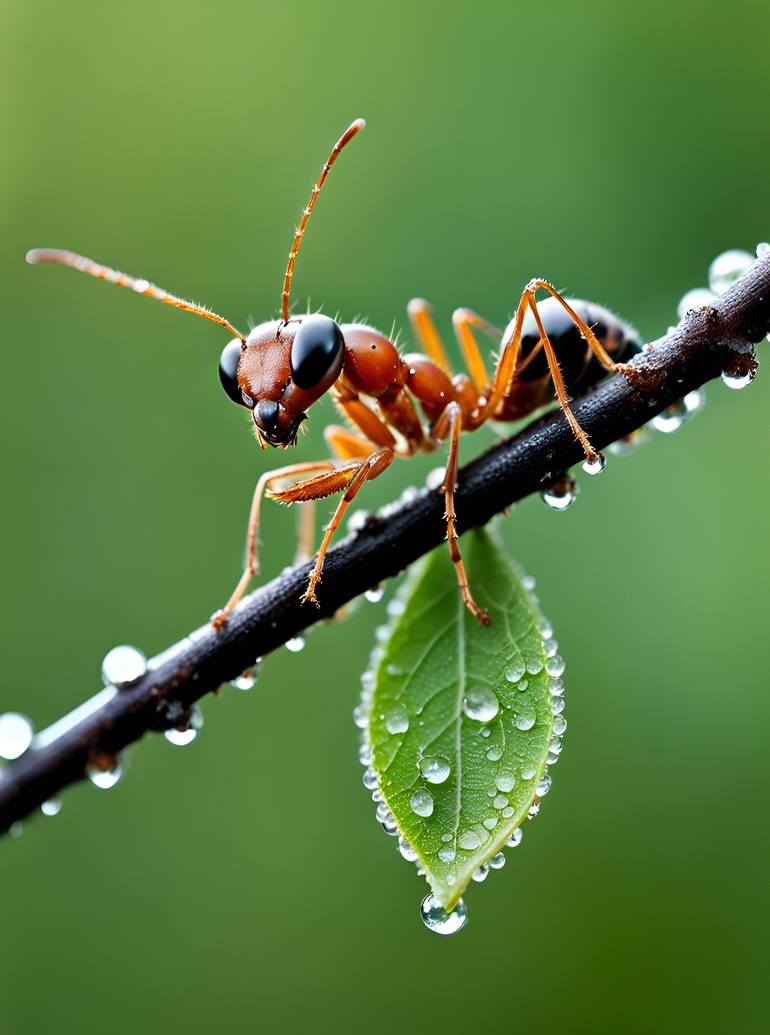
(472, 863, 489, 882)
(363, 766, 378, 791)
(101, 644, 146, 688)
(352, 703, 369, 730)
(441, 832, 453, 843)
(521, 765, 537, 780)
(489, 851, 506, 870)
(485, 746, 502, 761)
(506, 827, 523, 848)
(493, 794, 508, 810)
(501, 806, 514, 818)
(651, 399, 689, 434)
(398, 837, 419, 861)
(41, 798, 62, 817)
(420, 756, 450, 784)
(230, 659, 261, 691)
(410, 788, 434, 817)
(544, 638, 557, 658)
(549, 737, 563, 756)
(386, 663, 405, 677)
(420, 894, 467, 935)
(286, 636, 305, 653)
(382, 816, 399, 836)
(480, 727, 491, 738)
(438, 845, 456, 863)
(483, 817, 498, 830)
(537, 773, 552, 796)
(505, 658, 526, 683)
(721, 369, 754, 390)
(683, 389, 706, 416)
(386, 597, 406, 617)
(365, 584, 385, 603)
(87, 760, 123, 790)
(514, 705, 536, 731)
(0, 712, 34, 760)
(549, 677, 565, 696)
(526, 657, 544, 675)
(463, 688, 499, 722)
(426, 466, 446, 490)
(528, 801, 541, 819)
(164, 705, 204, 747)
(458, 829, 482, 850)
(757, 242, 770, 258)
(708, 249, 754, 293)
(677, 287, 716, 320)
(385, 706, 409, 735)
(551, 695, 565, 715)
(541, 477, 577, 511)
(375, 802, 392, 824)
(553, 714, 567, 736)
(495, 770, 516, 792)
(582, 454, 605, 476)
(545, 654, 565, 678)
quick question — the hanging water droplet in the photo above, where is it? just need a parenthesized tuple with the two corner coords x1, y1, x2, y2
(541, 475, 577, 511)
(528, 801, 541, 819)
(472, 863, 489, 882)
(410, 788, 434, 817)
(537, 773, 552, 796)
(651, 399, 689, 434)
(438, 845, 456, 863)
(420, 756, 451, 784)
(545, 654, 565, 678)
(551, 695, 565, 715)
(549, 737, 563, 756)
(101, 644, 147, 689)
(721, 369, 754, 390)
(375, 801, 392, 824)
(683, 388, 705, 416)
(386, 597, 406, 617)
(544, 638, 558, 658)
(549, 677, 565, 696)
(363, 766, 378, 791)
(382, 707, 407, 735)
(164, 706, 204, 747)
(677, 287, 716, 320)
(398, 837, 419, 862)
(495, 770, 516, 792)
(489, 851, 506, 870)
(420, 894, 467, 935)
(552, 714, 567, 736)
(382, 816, 399, 836)
(708, 249, 754, 293)
(285, 636, 305, 653)
(87, 760, 123, 790)
(462, 687, 499, 722)
(231, 659, 261, 691)
(0, 712, 34, 760)
(40, 798, 62, 817)
(757, 242, 770, 258)
(458, 829, 482, 850)
(506, 827, 523, 848)
(581, 453, 605, 476)
(358, 742, 372, 767)
(352, 703, 369, 730)
(365, 584, 385, 603)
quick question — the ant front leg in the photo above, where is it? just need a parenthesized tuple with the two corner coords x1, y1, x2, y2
(431, 402, 489, 626)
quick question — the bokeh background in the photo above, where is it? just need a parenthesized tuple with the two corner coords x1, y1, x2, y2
(1, 1, 769, 1032)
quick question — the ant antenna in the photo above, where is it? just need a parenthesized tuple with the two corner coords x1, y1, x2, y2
(26, 249, 245, 343)
(281, 117, 365, 324)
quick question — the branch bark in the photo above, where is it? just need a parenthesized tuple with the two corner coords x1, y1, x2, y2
(2, 256, 769, 834)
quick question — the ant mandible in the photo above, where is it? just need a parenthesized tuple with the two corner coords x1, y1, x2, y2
(27, 117, 641, 627)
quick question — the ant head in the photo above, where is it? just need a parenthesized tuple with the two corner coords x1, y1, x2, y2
(219, 314, 345, 448)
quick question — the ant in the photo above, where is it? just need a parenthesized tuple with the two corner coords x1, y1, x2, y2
(27, 118, 641, 627)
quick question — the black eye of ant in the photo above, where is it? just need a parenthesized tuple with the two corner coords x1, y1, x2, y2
(219, 338, 245, 405)
(290, 315, 344, 391)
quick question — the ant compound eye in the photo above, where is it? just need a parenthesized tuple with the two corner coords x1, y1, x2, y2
(290, 315, 344, 391)
(219, 338, 245, 405)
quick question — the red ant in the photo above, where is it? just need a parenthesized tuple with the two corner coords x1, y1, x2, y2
(27, 118, 641, 627)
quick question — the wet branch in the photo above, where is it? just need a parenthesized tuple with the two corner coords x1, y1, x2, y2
(2, 255, 769, 835)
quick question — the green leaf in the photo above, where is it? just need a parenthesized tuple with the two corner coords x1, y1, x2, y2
(362, 527, 563, 912)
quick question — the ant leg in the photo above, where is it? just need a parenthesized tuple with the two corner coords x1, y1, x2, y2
(524, 279, 629, 374)
(431, 402, 489, 625)
(212, 460, 341, 630)
(300, 448, 395, 607)
(294, 502, 316, 566)
(524, 292, 601, 465)
(407, 298, 451, 373)
(451, 308, 503, 391)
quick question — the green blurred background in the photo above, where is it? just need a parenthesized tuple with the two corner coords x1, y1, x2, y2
(1, 0, 769, 1031)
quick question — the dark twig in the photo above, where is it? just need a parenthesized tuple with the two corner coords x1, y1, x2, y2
(2, 256, 769, 835)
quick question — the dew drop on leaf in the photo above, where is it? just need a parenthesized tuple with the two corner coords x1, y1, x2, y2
(462, 687, 499, 722)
